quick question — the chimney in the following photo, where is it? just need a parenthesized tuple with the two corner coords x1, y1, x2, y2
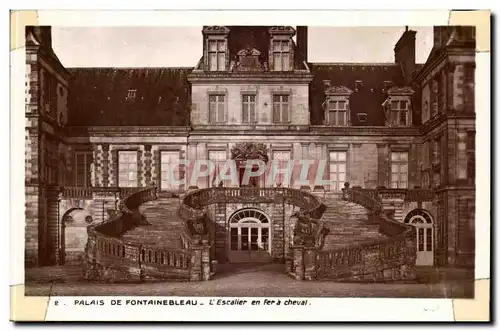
(394, 26, 416, 84)
(296, 26, 308, 64)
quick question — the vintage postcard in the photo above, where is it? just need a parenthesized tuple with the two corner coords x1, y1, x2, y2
(10, 9, 490, 322)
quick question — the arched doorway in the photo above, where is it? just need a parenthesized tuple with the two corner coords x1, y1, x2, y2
(61, 208, 94, 265)
(228, 208, 272, 263)
(404, 209, 434, 266)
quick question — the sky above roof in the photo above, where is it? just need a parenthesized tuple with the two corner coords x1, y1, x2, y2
(52, 26, 434, 68)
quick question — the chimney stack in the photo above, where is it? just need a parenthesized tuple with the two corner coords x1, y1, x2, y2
(296, 26, 308, 64)
(394, 27, 416, 84)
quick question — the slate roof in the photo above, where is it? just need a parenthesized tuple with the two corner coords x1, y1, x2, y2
(309, 63, 416, 126)
(67, 67, 192, 126)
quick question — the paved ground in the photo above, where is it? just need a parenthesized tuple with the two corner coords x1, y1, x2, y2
(24, 264, 474, 298)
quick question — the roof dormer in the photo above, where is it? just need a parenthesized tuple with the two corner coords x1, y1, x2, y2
(268, 26, 295, 72)
(202, 26, 230, 72)
(323, 80, 353, 127)
(382, 86, 415, 127)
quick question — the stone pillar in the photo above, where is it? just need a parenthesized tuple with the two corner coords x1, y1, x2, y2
(189, 246, 202, 281)
(303, 247, 317, 280)
(272, 192, 285, 261)
(214, 203, 227, 263)
(94, 145, 104, 187)
(102, 144, 109, 187)
(291, 246, 304, 280)
(201, 241, 211, 281)
(187, 143, 198, 189)
(144, 145, 153, 186)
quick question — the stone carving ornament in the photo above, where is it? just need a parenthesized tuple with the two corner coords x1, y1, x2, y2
(230, 142, 269, 163)
(291, 210, 329, 248)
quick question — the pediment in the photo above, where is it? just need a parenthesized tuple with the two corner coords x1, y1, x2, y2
(202, 26, 230, 35)
(387, 86, 415, 96)
(325, 85, 353, 96)
(232, 48, 265, 72)
(268, 26, 296, 35)
(237, 48, 261, 56)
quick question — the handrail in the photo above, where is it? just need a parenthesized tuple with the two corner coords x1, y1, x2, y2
(178, 187, 326, 238)
(86, 185, 327, 282)
(316, 187, 417, 281)
(85, 186, 193, 281)
(352, 187, 436, 203)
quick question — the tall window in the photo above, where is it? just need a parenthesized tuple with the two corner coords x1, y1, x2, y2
(272, 151, 291, 188)
(467, 131, 475, 184)
(160, 151, 180, 191)
(209, 150, 227, 187)
(391, 151, 408, 188)
(432, 138, 441, 165)
(272, 40, 290, 71)
(209, 94, 225, 123)
(272, 95, 290, 123)
(390, 100, 409, 126)
(242, 94, 256, 123)
(75, 151, 93, 187)
(327, 100, 348, 126)
(118, 151, 138, 187)
(456, 132, 467, 180)
(430, 80, 438, 117)
(329, 151, 347, 191)
(208, 39, 226, 71)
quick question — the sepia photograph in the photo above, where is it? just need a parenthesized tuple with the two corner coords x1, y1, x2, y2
(22, 23, 477, 300)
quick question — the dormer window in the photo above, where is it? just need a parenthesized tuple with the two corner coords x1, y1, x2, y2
(202, 26, 230, 72)
(126, 89, 137, 101)
(272, 40, 290, 71)
(268, 26, 295, 72)
(383, 86, 414, 127)
(323, 84, 353, 127)
(357, 113, 368, 123)
(391, 100, 409, 126)
(327, 100, 348, 126)
(208, 39, 227, 71)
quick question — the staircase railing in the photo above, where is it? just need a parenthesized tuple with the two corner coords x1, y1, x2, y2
(314, 187, 417, 282)
(85, 186, 195, 282)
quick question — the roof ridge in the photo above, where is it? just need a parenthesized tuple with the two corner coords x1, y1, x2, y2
(310, 62, 398, 66)
(66, 66, 194, 70)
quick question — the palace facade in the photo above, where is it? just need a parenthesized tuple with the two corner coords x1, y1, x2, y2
(24, 26, 476, 272)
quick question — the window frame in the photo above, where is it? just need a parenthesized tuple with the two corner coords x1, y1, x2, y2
(272, 93, 291, 124)
(390, 99, 410, 127)
(241, 93, 257, 124)
(74, 151, 93, 187)
(271, 39, 291, 72)
(159, 150, 182, 192)
(208, 93, 227, 124)
(207, 38, 227, 72)
(328, 150, 348, 192)
(327, 99, 348, 126)
(390, 151, 409, 189)
(117, 150, 139, 188)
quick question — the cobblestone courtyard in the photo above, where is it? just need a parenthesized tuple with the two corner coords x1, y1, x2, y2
(25, 264, 474, 298)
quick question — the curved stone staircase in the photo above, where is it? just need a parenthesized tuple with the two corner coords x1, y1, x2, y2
(318, 193, 387, 250)
(119, 198, 184, 249)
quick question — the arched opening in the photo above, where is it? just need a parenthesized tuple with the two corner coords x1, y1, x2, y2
(228, 208, 272, 263)
(61, 208, 93, 265)
(404, 209, 434, 266)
